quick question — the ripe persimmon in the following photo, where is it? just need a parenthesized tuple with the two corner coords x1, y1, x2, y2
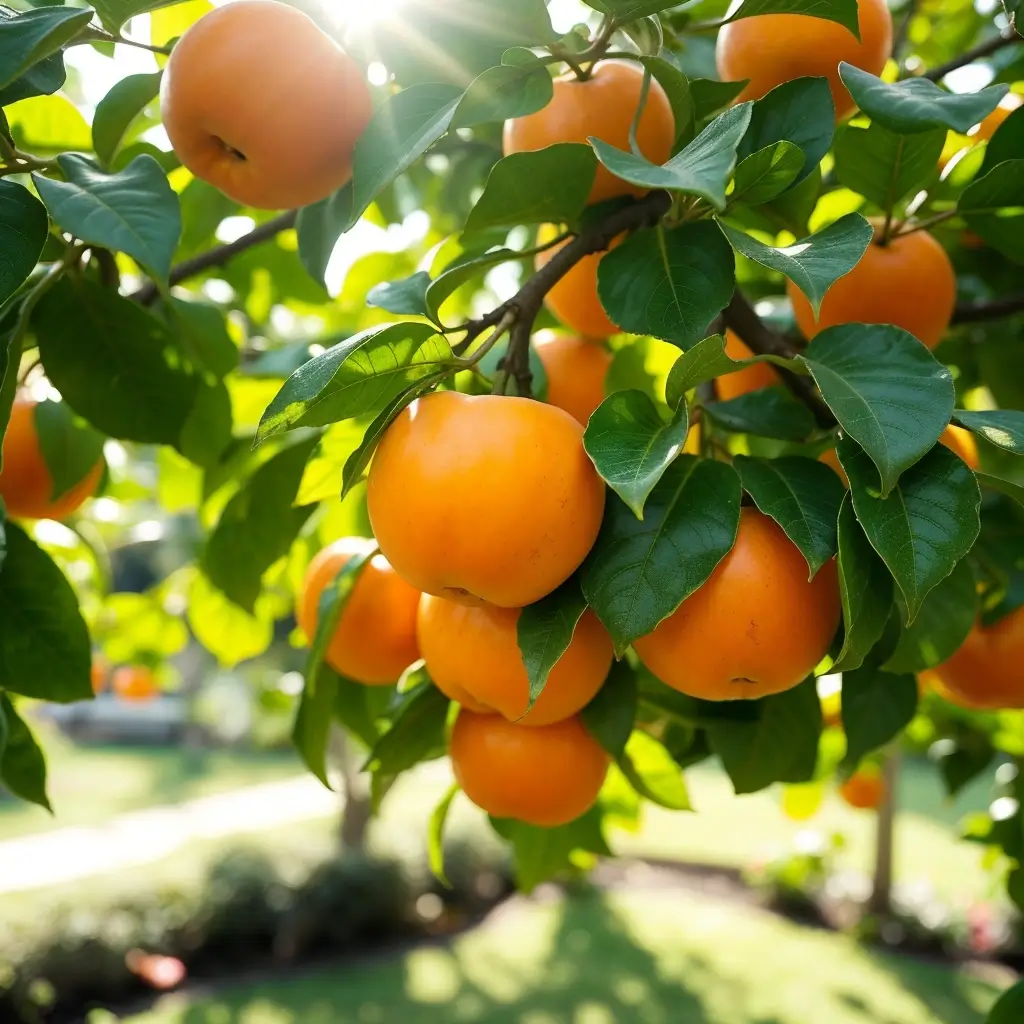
(927, 607, 1024, 710)
(367, 392, 605, 608)
(161, 0, 372, 209)
(297, 537, 420, 686)
(969, 92, 1022, 142)
(418, 595, 613, 726)
(533, 330, 612, 426)
(450, 710, 609, 827)
(838, 768, 885, 810)
(716, 330, 780, 401)
(504, 60, 674, 205)
(112, 666, 160, 702)
(634, 508, 840, 700)
(0, 398, 103, 521)
(716, 0, 893, 120)
(536, 229, 622, 339)
(788, 227, 956, 350)
(941, 424, 980, 469)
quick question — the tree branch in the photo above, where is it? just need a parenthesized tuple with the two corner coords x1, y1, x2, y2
(722, 291, 836, 428)
(924, 30, 1020, 81)
(131, 209, 298, 304)
(953, 293, 1024, 323)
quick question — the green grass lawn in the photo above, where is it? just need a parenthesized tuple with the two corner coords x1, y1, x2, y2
(112, 888, 1007, 1024)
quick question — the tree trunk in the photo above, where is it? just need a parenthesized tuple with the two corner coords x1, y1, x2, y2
(332, 729, 371, 852)
(868, 749, 900, 917)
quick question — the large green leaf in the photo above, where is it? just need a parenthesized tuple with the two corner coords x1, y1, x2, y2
(203, 436, 319, 614)
(187, 571, 274, 669)
(296, 186, 352, 288)
(33, 154, 181, 284)
(954, 410, 1024, 455)
(581, 457, 742, 651)
(834, 124, 945, 211)
(516, 577, 589, 709)
(33, 399, 106, 501)
(91, 71, 162, 168)
(831, 495, 893, 673)
(0, 5, 92, 90)
(708, 677, 821, 795)
(731, 141, 805, 206)
(735, 77, 835, 187)
(959, 160, 1024, 263)
(463, 144, 597, 237)
(256, 323, 451, 444)
(588, 102, 752, 211)
(799, 324, 954, 497)
(840, 667, 917, 770)
(704, 388, 816, 441)
(980, 105, 1024, 175)
(734, 455, 844, 577)
(161, 296, 239, 380)
(583, 390, 690, 518)
(986, 980, 1024, 1024)
(619, 730, 691, 810)
(293, 664, 340, 789)
(427, 782, 460, 886)
(366, 272, 432, 319)
(0, 521, 92, 703)
(641, 55, 694, 145)
(597, 221, 735, 348)
(0, 694, 50, 810)
(730, 0, 859, 34)
(365, 678, 450, 776)
(839, 440, 981, 621)
(664, 333, 786, 407)
(0, 180, 48, 309)
(451, 62, 553, 129)
(718, 214, 872, 315)
(581, 660, 638, 759)
(839, 64, 1008, 134)
(91, 0, 193, 33)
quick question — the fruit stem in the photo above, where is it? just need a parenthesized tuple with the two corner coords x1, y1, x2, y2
(452, 311, 515, 373)
(892, 208, 958, 238)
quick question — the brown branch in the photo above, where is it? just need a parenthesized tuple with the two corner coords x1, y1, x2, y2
(722, 291, 836, 428)
(953, 293, 1024, 323)
(131, 209, 298, 304)
(924, 30, 1020, 81)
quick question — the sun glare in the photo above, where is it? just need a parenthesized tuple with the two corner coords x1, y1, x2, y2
(320, 0, 405, 30)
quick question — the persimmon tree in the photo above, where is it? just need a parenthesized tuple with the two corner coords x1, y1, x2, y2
(2, 0, 1024, 981)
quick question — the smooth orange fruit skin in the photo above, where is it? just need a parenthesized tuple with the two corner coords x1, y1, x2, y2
(161, 0, 372, 209)
(367, 391, 606, 609)
(297, 537, 420, 686)
(789, 229, 956, 351)
(536, 232, 622, 339)
(928, 607, 1024, 710)
(0, 399, 103, 521)
(716, 330, 780, 401)
(533, 330, 612, 426)
(940, 424, 980, 469)
(112, 666, 159, 703)
(970, 92, 1023, 142)
(504, 60, 675, 205)
(838, 769, 885, 810)
(634, 508, 841, 701)
(716, 0, 893, 120)
(450, 710, 609, 827)
(819, 447, 849, 487)
(418, 595, 613, 726)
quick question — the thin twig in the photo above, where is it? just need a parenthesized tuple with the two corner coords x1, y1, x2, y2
(924, 30, 1020, 81)
(74, 25, 173, 55)
(953, 293, 1024, 323)
(893, 0, 921, 62)
(892, 208, 959, 238)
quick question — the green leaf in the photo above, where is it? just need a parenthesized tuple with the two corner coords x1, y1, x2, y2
(463, 144, 597, 237)
(296, 187, 353, 288)
(690, 79, 750, 122)
(188, 571, 273, 668)
(730, 0, 860, 35)
(588, 102, 753, 211)
(981, 104, 1024, 175)
(839, 64, 1008, 134)
(33, 399, 105, 502)
(0, 694, 50, 810)
(839, 440, 981, 621)
(959, 160, 1024, 263)
(516, 577, 589, 710)
(428, 782, 460, 886)
(583, 390, 689, 518)
(597, 221, 735, 348)
(798, 324, 954, 497)
(664, 333, 779, 407)
(451, 62, 553, 128)
(619, 730, 691, 809)
(731, 141, 805, 206)
(704, 388, 816, 441)
(734, 455, 844, 577)
(708, 677, 821, 795)
(719, 214, 873, 315)
(255, 323, 451, 444)
(91, 0, 192, 33)
(831, 494, 893, 673)
(0, 180, 48, 309)
(954, 410, 1024, 454)
(202, 436, 319, 614)
(581, 660, 639, 758)
(736, 77, 835, 187)
(292, 664, 340, 789)
(986, 979, 1024, 1024)
(33, 154, 181, 284)
(91, 71, 162, 168)
(424, 247, 522, 324)
(366, 272, 432, 319)
(0, 521, 91, 703)
(366, 679, 450, 776)
(0, 6, 92, 91)
(162, 296, 239, 380)
(976, 471, 1024, 510)
(333, 674, 388, 750)
(581, 457, 742, 650)
(882, 557, 976, 674)
(584, 0, 683, 19)
(835, 124, 945, 211)
(840, 667, 918, 770)
(641, 55, 694, 145)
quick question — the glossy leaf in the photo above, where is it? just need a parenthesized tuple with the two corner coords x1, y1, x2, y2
(959, 160, 1024, 263)
(365, 679, 450, 776)
(0, 180, 48, 309)
(641, 55, 694, 144)
(33, 399, 106, 502)
(425, 247, 522, 323)
(581, 660, 639, 759)
(428, 782, 460, 886)
(834, 123, 945, 210)
(704, 388, 816, 441)
(731, 141, 804, 205)
(92, 71, 162, 167)
(451, 62, 553, 128)
(366, 272, 432, 318)
(840, 667, 918, 769)
(730, 0, 859, 34)
(734, 455, 844, 577)
(954, 410, 1024, 454)
(293, 665, 340, 789)
(296, 187, 353, 287)
(690, 79, 750, 122)
(92, 0, 192, 32)
(840, 441, 981, 621)
(598, 222, 735, 348)
(619, 730, 691, 809)
(986, 979, 1024, 1024)
(517, 577, 589, 709)
(0, 6, 92, 90)
(0, 694, 50, 811)
(799, 324, 954, 497)
(664, 333, 788, 407)
(581, 457, 742, 650)
(333, 675, 388, 750)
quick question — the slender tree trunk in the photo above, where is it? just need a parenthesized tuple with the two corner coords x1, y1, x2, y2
(868, 749, 900, 917)
(332, 729, 371, 851)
